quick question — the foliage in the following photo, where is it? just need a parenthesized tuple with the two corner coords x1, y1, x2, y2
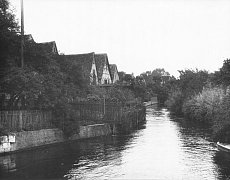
(0, 0, 20, 61)
(178, 69, 209, 98)
(182, 87, 225, 124)
(1, 50, 87, 109)
(166, 69, 210, 114)
(118, 71, 135, 84)
(164, 60, 230, 143)
(53, 102, 80, 137)
(139, 68, 172, 103)
(165, 88, 184, 115)
(212, 59, 230, 87)
(132, 75, 149, 101)
(88, 85, 135, 103)
(1, 66, 45, 109)
(212, 93, 230, 142)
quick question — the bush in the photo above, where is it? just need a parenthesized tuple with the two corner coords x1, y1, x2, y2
(182, 87, 224, 124)
(165, 89, 184, 115)
(212, 93, 230, 142)
(89, 86, 135, 103)
(52, 102, 80, 137)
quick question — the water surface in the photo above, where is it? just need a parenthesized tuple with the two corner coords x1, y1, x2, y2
(1, 105, 230, 179)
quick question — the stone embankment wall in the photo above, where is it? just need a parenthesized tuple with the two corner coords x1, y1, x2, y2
(0, 107, 145, 154)
(0, 124, 112, 154)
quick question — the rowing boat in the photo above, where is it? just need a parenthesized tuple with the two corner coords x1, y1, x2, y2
(217, 142, 230, 152)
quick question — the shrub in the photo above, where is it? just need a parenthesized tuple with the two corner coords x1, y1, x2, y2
(182, 87, 224, 124)
(165, 89, 184, 115)
(212, 93, 230, 142)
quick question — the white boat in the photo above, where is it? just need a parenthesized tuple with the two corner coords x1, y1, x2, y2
(217, 142, 230, 152)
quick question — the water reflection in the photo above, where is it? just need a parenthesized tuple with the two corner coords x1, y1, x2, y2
(1, 105, 230, 179)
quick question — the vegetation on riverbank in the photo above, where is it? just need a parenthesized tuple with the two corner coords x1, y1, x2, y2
(166, 60, 230, 143)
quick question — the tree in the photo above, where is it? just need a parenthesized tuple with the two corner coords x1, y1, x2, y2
(178, 69, 209, 98)
(212, 59, 230, 87)
(0, 0, 20, 72)
(166, 69, 210, 114)
(0, 45, 87, 109)
(140, 68, 171, 104)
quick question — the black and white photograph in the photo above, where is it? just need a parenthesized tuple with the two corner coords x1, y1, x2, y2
(1, 0, 230, 179)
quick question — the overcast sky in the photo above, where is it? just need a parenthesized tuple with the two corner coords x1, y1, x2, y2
(10, 0, 230, 77)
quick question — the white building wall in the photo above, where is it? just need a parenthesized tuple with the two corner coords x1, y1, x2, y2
(101, 64, 111, 84)
(90, 61, 98, 85)
(113, 70, 119, 83)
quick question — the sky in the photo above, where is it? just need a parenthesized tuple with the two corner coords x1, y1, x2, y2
(10, 0, 230, 77)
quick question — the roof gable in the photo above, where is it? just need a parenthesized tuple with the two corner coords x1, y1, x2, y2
(64, 52, 95, 79)
(109, 64, 118, 81)
(37, 41, 58, 54)
(95, 54, 111, 81)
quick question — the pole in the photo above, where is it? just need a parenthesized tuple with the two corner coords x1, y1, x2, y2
(103, 96, 105, 115)
(21, 0, 24, 68)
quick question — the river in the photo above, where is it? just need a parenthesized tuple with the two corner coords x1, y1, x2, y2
(1, 105, 230, 179)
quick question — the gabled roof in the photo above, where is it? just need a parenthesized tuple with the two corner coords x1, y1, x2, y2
(24, 34, 35, 43)
(37, 41, 58, 54)
(63, 52, 95, 79)
(23, 34, 58, 55)
(95, 54, 111, 81)
(109, 64, 118, 81)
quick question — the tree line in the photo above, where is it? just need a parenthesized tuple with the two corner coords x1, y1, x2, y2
(165, 61, 230, 143)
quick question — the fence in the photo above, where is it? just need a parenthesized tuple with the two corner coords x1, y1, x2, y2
(70, 100, 123, 125)
(0, 110, 53, 132)
(0, 100, 144, 132)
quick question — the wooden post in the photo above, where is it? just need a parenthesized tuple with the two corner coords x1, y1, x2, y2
(21, 0, 24, 68)
(19, 111, 23, 131)
(103, 96, 105, 115)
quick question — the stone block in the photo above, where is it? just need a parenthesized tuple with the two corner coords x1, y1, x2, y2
(8, 135, 15, 143)
(0, 136, 8, 143)
(2, 142, 11, 149)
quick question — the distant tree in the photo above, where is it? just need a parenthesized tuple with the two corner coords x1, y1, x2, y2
(140, 68, 171, 104)
(212, 59, 230, 87)
(118, 71, 126, 82)
(166, 69, 210, 114)
(133, 75, 149, 101)
(118, 71, 135, 84)
(178, 69, 209, 98)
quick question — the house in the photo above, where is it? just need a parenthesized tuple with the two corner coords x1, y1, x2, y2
(63, 52, 98, 85)
(109, 64, 119, 83)
(36, 41, 58, 55)
(24, 34, 35, 43)
(23, 34, 58, 55)
(95, 54, 112, 85)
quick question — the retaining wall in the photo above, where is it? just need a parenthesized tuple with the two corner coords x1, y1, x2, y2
(0, 124, 112, 154)
(0, 107, 146, 154)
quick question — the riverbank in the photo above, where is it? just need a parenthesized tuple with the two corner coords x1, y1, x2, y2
(2, 105, 227, 180)
(0, 107, 146, 154)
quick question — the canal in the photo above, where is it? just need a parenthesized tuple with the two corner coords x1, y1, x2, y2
(1, 105, 230, 179)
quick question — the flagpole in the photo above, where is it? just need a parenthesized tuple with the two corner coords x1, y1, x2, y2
(21, 0, 24, 68)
